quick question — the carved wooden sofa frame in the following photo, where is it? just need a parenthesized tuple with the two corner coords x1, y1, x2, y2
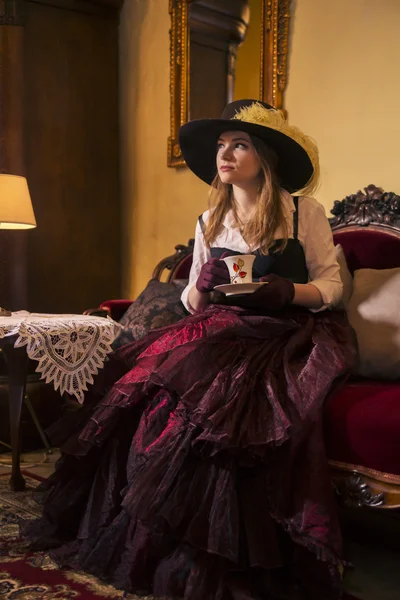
(326, 185, 400, 511)
(97, 185, 400, 512)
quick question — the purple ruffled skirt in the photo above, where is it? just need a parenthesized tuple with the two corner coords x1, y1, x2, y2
(21, 304, 357, 600)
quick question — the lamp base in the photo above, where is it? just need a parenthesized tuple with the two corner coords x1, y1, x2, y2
(0, 307, 11, 316)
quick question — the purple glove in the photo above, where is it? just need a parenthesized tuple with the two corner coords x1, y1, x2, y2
(196, 258, 230, 293)
(228, 273, 295, 310)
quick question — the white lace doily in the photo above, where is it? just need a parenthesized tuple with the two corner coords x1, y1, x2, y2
(0, 312, 123, 402)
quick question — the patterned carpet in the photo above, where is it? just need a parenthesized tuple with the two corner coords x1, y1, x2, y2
(0, 472, 155, 599)
(0, 472, 360, 600)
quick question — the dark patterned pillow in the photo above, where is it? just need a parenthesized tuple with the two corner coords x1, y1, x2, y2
(112, 278, 189, 349)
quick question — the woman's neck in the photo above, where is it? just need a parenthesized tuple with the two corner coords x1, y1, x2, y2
(231, 183, 259, 223)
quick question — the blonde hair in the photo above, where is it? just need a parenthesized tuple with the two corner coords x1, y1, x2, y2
(203, 136, 289, 255)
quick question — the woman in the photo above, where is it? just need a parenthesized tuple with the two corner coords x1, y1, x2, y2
(22, 100, 356, 600)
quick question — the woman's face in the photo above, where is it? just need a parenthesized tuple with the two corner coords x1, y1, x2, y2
(216, 130, 261, 186)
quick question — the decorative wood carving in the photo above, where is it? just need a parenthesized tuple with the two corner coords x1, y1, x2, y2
(332, 472, 385, 509)
(329, 184, 400, 231)
(152, 239, 195, 282)
(260, 0, 290, 109)
(330, 461, 400, 510)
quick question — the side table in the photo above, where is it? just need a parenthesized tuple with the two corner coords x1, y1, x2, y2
(0, 312, 122, 491)
(0, 334, 29, 491)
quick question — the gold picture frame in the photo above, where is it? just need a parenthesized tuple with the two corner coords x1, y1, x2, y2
(168, 0, 189, 168)
(260, 0, 290, 110)
(167, 0, 291, 168)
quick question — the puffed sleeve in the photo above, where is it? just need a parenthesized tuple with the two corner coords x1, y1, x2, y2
(181, 216, 210, 313)
(301, 199, 343, 312)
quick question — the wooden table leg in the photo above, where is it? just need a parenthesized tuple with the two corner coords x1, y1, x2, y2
(3, 344, 28, 491)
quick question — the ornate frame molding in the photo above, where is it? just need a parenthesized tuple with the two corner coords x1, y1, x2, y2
(260, 0, 290, 109)
(168, 0, 189, 167)
(168, 0, 291, 167)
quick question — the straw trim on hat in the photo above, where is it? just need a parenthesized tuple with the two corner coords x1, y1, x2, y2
(178, 100, 320, 196)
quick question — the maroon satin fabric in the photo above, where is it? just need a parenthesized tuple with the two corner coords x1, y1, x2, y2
(21, 304, 357, 600)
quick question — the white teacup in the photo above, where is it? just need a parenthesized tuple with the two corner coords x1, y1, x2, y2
(222, 254, 255, 285)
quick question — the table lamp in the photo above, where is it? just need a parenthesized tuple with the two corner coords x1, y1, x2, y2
(0, 174, 36, 316)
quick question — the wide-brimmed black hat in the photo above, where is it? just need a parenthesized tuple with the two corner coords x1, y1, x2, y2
(178, 99, 319, 194)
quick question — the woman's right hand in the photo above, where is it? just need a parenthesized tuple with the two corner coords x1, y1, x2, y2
(196, 258, 230, 294)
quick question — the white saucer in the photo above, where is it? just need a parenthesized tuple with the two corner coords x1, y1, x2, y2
(214, 282, 268, 296)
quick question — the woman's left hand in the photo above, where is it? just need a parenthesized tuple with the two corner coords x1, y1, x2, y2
(227, 274, 295, 311)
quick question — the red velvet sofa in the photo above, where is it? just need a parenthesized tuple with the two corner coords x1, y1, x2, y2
(94, 185, 400, 511)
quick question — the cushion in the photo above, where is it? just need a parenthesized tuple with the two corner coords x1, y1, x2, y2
(347, 267, 400, 379)
(335, 244, 353, 308)
(113, 278, 189, 348)
(325, 381, 400, 475)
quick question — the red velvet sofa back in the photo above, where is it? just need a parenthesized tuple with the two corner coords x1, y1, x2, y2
(171, 255, 193, 280)
(333, 228, 400, 273)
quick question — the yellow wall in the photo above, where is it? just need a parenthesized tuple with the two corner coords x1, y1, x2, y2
(285, 0, 400, 207)
(120, 0, 400, 298)
(119, 0, 209, 298)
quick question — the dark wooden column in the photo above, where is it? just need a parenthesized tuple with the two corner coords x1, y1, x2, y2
(24, 0, 121, 314)
(0, 0, 28, 310)
(189, 0, 250, 120)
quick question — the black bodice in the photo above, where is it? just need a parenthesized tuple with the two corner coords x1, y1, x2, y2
(200, 198, 309, 284)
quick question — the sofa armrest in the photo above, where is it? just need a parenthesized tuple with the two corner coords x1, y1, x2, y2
(100, 299, 133, 321)
(84, 299, 133, 321)
(83, 307, 110, 319)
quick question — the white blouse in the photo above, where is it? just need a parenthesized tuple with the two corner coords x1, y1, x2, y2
(181, 190, 343, 313)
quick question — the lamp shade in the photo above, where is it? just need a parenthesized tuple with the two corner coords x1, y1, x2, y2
(0, 174, 36, 229)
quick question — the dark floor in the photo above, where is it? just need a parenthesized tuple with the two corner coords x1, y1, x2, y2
(343, 539, 400, 599)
